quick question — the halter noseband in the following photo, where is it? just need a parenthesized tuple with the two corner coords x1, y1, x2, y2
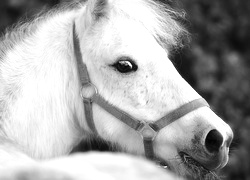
(72, 24, 209, 160)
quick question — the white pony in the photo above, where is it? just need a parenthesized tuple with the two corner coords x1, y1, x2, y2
(0, 0, 233, 179)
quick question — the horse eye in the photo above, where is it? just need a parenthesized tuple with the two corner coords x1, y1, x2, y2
(112, 57, 138, 74)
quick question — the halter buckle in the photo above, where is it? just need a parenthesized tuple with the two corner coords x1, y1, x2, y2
(80, 82, 98, 101)
(138, 123, 158, 141)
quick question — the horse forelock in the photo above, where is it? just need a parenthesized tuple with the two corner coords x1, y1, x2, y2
(110, 0, 189, 50)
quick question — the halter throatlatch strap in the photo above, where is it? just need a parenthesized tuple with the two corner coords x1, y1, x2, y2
(72, 23, 210, 161)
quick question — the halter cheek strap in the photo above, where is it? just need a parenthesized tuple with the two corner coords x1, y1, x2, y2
(72, 23, 209, 160)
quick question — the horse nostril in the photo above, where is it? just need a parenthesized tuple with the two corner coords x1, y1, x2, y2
(205, 129, 224, 154)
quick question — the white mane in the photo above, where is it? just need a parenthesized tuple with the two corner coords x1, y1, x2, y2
(0, 4, 78, 62)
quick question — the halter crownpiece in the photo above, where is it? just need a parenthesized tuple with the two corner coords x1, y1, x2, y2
(72, 23, 209, 160)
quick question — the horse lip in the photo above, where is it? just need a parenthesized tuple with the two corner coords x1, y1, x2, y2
(179, 151, 211, 171)
(179, 151, 224, 171)
(196, 150, 227, 170)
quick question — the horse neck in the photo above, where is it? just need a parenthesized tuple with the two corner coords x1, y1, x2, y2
(1, 9, 90, 159)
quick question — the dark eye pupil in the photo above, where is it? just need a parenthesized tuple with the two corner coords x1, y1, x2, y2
(112, 58, 138, 73)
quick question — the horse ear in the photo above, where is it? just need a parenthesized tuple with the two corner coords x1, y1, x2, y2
(84, 0, 109, 26)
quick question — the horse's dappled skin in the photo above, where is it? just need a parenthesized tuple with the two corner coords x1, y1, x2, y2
(0, 0, 233, 179)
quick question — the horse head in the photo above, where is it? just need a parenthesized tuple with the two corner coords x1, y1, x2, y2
(74, 0, 233, 178)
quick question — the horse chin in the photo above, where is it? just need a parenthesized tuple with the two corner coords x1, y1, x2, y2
(154, 152, 221, 180)
(177, 152, 220, 180)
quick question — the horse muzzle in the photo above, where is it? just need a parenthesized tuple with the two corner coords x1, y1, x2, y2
(180, 127, 233, 171)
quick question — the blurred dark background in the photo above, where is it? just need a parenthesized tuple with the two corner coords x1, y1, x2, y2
(0, 0, 249, 179)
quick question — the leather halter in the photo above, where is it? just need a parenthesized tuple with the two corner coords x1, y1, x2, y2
(72, 24, 209, 160)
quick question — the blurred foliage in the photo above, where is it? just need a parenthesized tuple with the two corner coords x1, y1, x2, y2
(0, 0, 249, 179)
(177, 1, 250, 179)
